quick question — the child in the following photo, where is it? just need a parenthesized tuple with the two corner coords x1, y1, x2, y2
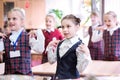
(92, 11, 120, 61)
(0, 8, 45, 75)
(42, 13, 64, 63)
(3, 21, 11, 35)
(83, 12, 104, 60)
(47, 14, 91, 80)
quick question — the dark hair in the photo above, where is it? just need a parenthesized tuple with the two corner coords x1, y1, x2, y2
(90, 11, 99, 17)
(61, 14, 81, 25)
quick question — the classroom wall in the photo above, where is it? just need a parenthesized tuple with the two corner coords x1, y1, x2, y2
(0, 0, 46, 29)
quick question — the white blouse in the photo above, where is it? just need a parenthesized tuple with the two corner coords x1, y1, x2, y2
(47, 35, 91, 73)
(92, 26, 120, 42)
(0, 28, 45, 53)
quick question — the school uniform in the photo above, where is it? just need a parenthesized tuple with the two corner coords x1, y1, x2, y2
(42, 28, 63, 63)
(103, 27, 120, 61)
(3, 29, 32, 75)
(55, 40, 81, 79)
(88, 26, 104, 60)
(47, 35, 91, 80)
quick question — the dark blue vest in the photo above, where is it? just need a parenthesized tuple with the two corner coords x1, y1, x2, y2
(55, 40, 82, 79)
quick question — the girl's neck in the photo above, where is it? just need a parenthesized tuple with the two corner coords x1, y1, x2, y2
(12, 28, 23, 32)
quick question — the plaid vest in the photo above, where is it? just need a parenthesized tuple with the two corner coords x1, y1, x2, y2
(88, 26, 104, 60)
(103, 28, 120, 60)
(3, 31, 32, 75)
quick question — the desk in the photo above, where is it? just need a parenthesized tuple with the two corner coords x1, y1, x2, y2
(82, 60, 120, 76)
(32, 60, 120, 77)
(31, 50, 43, 67)
(32, 62, 56, 76)
(1, 61, 120, 79)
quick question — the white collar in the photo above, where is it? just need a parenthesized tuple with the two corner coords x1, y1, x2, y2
(9, 28, 24, 45)
(11, 28, 24, 35)
(107, 26, 119, 32)
(65, 35, 79, 44)
(92, 23, 99, 30)
(46, 28, 54, 32)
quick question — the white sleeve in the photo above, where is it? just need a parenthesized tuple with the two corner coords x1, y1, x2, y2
(76, 47, 92, 73)
(0, 39, 4, 51)
(91, 30, 103, 42)
(29, 29, 45, 53)
(83, 27, 89, 38)
(46, 46, 57, 64)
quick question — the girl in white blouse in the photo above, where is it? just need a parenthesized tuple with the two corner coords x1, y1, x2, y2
(46, 14, 91, 80)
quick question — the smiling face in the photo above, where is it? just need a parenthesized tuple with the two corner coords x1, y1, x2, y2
(103, 12, 117, 28)
(91, 15, 99, 25)
(61, 19, 79, 39)
(7, 10, 24, 31)
(45, 15, 56, 29)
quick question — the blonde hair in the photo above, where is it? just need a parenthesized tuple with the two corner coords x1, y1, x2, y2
(105, 11, 119, 25)
(105, 11, 117, 18)
(8, 7, 26, 28)
(46, 13, 56, 22)
(8, 7, 25, 20)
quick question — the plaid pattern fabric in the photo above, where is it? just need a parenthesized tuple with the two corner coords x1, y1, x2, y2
(103, 28, 120, 61)
(3, 31, 32, 75)
(88, 26, 104, 60)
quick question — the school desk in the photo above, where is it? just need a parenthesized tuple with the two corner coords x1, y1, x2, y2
(32, 60, 120, 77)
(1, 60, 120, 79)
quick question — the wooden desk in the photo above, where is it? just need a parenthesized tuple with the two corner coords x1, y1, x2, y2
(1, 60, 120, 79)
(32, 62, 56, 76)
(31, 50, 43, 67)
(82, 60, 120, 76)
(32, 60, 120, 77)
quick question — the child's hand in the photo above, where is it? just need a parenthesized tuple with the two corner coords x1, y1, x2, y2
(77, 43, 90, 55)
(46, 38, 60, 53)
(28, 30, 37, 38)
(95, 25, 107, 31)
(48, 38, 60, 48)
(0, 32, 7, 39)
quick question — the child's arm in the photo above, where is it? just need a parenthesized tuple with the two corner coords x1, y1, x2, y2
(91, 25, 105, 42)
(0, 32, 7, 39)
(83, 26, 89, 38)
(29, 29, 45, 53)
(0, 33, 5, 52)
(0, 51, 4, 63)
(46, 39, 59, 64)
(76, 43, 91, 73)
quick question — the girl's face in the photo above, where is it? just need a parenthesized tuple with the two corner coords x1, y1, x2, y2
(61, 19, 79, 39)
(91, 15, 99, 25)
(45, 16, 55, 29)
(7, 11, 24, 31)
(104, 15, 117, 28)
